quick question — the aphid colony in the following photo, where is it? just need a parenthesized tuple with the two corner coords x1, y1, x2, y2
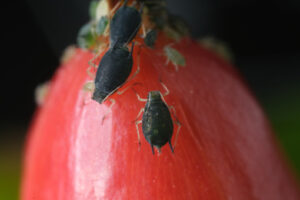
(79, 0, 183, 154)
(92, 0, 142, 103)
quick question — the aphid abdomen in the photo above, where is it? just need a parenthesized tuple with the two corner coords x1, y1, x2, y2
(110, 6, 141, 47)
(92, 47, 133, 103)
(142, 100, 173, 148)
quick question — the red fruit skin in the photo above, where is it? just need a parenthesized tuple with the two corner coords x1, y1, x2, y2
(21, 36, 300, 200)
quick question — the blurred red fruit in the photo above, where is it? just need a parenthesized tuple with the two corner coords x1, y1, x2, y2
(21, 32, 300, 200)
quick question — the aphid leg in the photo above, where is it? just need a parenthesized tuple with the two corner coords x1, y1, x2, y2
(116, 84, 132, 95)
(168, 140, 174, 153)
(174, 63, 179, 72)
(135, 107, 145, 120)
(168, 106, 182, 150)
(100, 86, 120, 104)
(159, 79, 170, 97)
(88, 51, 101, 68)
(86, 67, 96, 79)
(116, 43, 140, 95)
(100, 81, 141, 103)
(135, 120, 142, 149)
(112, 1, 121, 12)
(101, 98, 116, 124)
(115, 77, 140, 95)
(124, 44, 141, 81)
(135, 107, 144, 148)
(157, 80, 180, 151)
(108, 1, 121, 18)
(142, 24, 147, 38)
(135, 91, 147, 102)
(87, 50, 103, 79)
(165, 58, 170, 66)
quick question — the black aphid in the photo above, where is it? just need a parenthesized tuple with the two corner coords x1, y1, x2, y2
(135, 89, 180, 154)
(110, 0, 143, 47)
(92, 43, 134, 104)
(144, 29, 158, 48)
(142, 91, 174, 154)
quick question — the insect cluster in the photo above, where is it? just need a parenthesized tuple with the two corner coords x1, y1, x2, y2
(77, 0, 184, 154)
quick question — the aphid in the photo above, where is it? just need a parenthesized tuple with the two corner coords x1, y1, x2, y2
(135, 83, 181, 154)
(95, 16, 109, 36)
(77, 22, 96, 49)
(144, 29, 157, 48)
(110, 0, 143, 47)
(164, 46, 186, 71)
(92, 43, 139, 104)
(77, 0, 109, 49)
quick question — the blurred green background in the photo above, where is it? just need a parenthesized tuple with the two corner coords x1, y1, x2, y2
(1, 0, 299, 199)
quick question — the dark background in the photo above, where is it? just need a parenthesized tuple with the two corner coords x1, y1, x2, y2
(1, 0, 299, 199)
